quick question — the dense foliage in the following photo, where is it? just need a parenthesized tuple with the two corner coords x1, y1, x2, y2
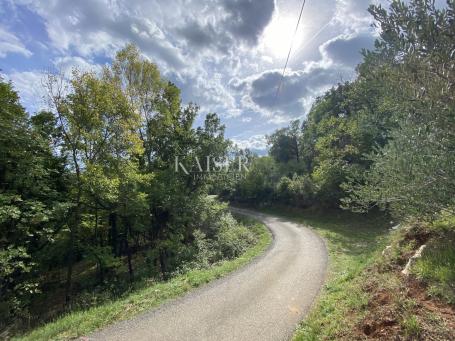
(0, 45, 251, 332)
(223, 0, 455, 220)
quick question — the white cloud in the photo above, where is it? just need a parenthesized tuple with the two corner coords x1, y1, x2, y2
(7, 71, 47, 113)
(334, 0, 375, 33)
(0, 26, 32, 58)
(232, 134, 268, 151)
(53, 56, 102, 74)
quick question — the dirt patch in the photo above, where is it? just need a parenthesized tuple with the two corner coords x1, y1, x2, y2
(351, 225, 455, 340)
(362, 317, 399, 338)
(368, 289, 392, 307)
(406, 278, 455, 332)
(354, 273, 455, 340)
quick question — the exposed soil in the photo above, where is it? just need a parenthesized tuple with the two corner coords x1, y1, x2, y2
(354, 274, 454, 340)
(352, 227, 455, 340)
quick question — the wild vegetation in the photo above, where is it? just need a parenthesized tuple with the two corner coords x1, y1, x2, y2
(0, 45, 269, 338)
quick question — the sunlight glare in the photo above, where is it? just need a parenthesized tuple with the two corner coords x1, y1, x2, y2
(261, 14, 306, 59)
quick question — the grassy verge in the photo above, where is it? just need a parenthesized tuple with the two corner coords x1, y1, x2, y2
(254, 206, 454, 340)
(251, 206, 390, 340)
(349, 220, 455, 340)
(16, 216, 271, 341)
(413, 224, 455, 305)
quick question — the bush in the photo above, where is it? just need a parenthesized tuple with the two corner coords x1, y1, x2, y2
(177, 197, 257, 272)
(276, 174, 315, 207)
(215, 214, 256, 259)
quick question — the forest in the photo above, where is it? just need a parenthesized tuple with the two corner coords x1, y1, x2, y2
(1, 0, 454, 339)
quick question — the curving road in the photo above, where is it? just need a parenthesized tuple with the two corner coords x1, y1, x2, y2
(90, 208, 328, 341)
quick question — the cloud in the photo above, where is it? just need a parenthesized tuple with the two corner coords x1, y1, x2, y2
(53, 56, 102, 73)
(174, 0, 275, 56)
(222, 0, 275, 44)
(321, 33, 374, 66)
(333, 0, 375, 32)
(7, 70, 46, 113)
(237, 63, 345, 117)
(4, 0, 385, 153)
(0, 26, 32, 58)
(176, 21, 219, 49)
(232, 134, 268, 151)
(234, 35, 374, 121)
(15, 0, 276, 71)
(16, 0, 186, 70)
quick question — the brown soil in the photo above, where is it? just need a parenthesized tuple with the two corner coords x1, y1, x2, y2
(354, 274, 455, 340)
(352, 226, 455, 340)
(406, 278, 455, 332)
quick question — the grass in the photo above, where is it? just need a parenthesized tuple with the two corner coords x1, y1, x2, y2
(413, 236, 455, 304)
(402, 314, 421, 338)
(251, 206, 390, 340)
(16, 217, 271, 341)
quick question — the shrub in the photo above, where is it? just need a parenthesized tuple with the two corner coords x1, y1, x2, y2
(215, 214, 256, 259)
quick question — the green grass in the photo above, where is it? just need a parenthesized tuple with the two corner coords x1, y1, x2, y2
(16, 219, 271, 341)
(402, 314, 421, 338)
(413, 237, 455, 304)
(252, 206, 389, 341)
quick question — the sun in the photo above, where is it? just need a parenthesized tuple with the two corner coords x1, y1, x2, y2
(261, 13, 306, 59)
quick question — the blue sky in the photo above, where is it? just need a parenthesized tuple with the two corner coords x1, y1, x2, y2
(1, 0, 393, 152)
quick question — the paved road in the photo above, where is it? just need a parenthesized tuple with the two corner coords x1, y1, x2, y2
(90, 208, 328, 341)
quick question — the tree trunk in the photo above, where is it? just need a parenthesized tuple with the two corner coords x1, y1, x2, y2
(64, 228, 74, 309)
(159, 249, 167, 280)
(109, 212, 119, 256)
(65, 178, 81, 309)
(95, 255, 104, 284)
(127, 243, 134, 282)
(126, 223, 134, 282)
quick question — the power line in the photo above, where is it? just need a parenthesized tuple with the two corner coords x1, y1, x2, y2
(274, 0, 307, 102)
(293, 19, 331, 57)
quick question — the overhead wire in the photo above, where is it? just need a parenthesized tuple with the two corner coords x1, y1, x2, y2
(274, 0, 307, 102)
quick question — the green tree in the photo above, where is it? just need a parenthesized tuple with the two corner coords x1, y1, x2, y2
(108, 45, 231, 277)
(45, 69, 142, 304)
(267, 120, 302, 164)
(0, 78, 67, 322)
(343, 0, 455, 219)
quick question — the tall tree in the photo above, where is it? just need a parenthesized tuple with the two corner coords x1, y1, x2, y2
(45, 70, 142, 305)
(267, 120, 302, 164)
(343, 0, 455, 218)
(0, 78, 67, 322)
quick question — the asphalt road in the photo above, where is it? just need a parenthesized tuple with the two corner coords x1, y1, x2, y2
(90, 208, 328, 341)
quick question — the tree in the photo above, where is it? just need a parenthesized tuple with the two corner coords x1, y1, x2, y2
(45, 69, 142, 305)
(108, 45, 231, 277)
(343, 0, 455, 219)
(0, 78, 67, 322)
(1, 44, 238, 331)
(267, 120, 302, 164)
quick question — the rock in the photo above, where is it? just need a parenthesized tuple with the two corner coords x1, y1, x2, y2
(402, 244, 426, 276)
(391, 224, 401, 230)
(382, 245, 392, 256)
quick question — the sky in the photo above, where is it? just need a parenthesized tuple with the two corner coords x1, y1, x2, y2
(0, 0, 392, 153)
